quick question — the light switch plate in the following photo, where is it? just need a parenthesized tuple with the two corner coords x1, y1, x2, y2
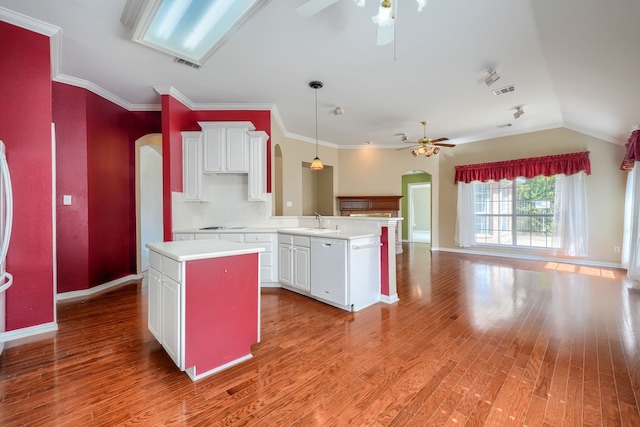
(63, 195, 72, 205)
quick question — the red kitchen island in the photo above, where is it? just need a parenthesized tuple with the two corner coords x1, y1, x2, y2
(146, 240, 264, 381)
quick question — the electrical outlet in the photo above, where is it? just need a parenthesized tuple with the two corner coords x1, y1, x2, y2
(614, 246, 621, 253)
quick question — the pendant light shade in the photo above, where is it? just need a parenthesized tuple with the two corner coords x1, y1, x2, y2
(309, 80, 324, 171)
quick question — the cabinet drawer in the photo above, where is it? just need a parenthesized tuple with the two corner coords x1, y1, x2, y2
(278, 234, 294, 245)
(194, 233, 220, 240)
(293, 235, 311, 248)
(220, 234, 243, 243)
(174, 233, 194, 241)
(245, 233, 275, 243)
(150, 251, 162, 270)
(163, 257, 182, 283)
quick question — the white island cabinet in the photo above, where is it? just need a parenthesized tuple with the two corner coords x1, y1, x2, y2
(277, 229, 381, 312)
(146, 240, 264, 381)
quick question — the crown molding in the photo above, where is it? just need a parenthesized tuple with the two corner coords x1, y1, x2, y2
(0, 7, 62, 79)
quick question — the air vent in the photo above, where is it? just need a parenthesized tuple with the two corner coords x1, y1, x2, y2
(173, 58, 201, 69)
(496, 123, 512, 128)
(492, 85, 515, 95)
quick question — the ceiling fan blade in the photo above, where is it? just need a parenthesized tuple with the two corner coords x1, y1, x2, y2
(433, 143, 456, 147)
(296, 0, 340, 17)
(429, 137, 450, 143)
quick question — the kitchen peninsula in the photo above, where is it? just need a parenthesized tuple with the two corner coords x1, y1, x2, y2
(146, 239, 264, 381)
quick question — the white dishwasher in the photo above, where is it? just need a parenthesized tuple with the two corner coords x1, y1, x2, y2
(310, 237, 348, 307)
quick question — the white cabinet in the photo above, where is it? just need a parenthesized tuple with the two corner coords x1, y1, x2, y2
(148, 250, 183, 368)
(278, 234, 311, 292)
(174, 233, 195, 241)
(182, 132, 206, 201)
(161, 275, 181, 365)
(248, 131, 268, 201)
(199, 122, 255, 173)
(148, 262, 162, 341)
(245, 233, 278, 283)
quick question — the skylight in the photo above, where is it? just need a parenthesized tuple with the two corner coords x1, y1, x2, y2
(125, 0, 269, 66)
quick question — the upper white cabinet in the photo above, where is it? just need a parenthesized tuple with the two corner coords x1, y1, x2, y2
(182, 131, 206, 202)
(199, 122, 255, 174)
(248, 131, 268, 202)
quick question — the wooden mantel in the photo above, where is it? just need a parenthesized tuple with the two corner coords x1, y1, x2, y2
(337, 196, 403, 254)
(336, 196, 402, 216)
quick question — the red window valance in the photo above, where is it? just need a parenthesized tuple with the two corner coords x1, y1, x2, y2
(454, 151, 591, 184)
(620, 130, 640, 171)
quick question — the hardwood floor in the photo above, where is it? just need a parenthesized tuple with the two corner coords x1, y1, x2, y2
(2, 243, 640, 426)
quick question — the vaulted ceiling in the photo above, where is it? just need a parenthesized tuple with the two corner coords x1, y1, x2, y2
(1, 0, 639, 148)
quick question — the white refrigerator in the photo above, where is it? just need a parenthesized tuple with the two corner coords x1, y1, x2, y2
(0, 141, 14, 354)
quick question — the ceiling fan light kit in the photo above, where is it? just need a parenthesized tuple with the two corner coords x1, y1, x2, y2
(399, 120, 455, 158)
(372, 0, 393, 27)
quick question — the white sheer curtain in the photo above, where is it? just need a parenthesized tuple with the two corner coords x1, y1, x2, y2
(622, 164, 640, 279)
(552, 171, 588, 257)
(454, 182, 476, 247)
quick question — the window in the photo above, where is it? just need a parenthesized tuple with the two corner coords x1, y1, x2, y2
(473, 176, 559, 248)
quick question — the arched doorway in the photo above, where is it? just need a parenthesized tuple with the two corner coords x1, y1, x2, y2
(136, 134, 162, 273)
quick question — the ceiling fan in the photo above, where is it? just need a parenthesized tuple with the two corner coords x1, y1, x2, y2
(296, 0, 426, 46)
(398, 121, 455, 157)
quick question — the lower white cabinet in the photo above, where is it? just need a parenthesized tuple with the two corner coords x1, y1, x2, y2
(147, 266, 162, 340)
(278, 234, 311, 292)
(161, 275, 181, 365)
(148, 251, 183, 368)
(146, 242, 261, 381)
(277, 233, 381, 312)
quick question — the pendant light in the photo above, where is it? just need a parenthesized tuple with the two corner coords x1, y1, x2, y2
(309, 81, 324, 171)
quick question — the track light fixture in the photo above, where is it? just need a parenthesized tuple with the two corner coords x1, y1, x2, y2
(514, 106, 524, 119)
(484, 69, 500, 87)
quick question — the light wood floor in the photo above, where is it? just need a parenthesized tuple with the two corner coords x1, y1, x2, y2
(1, 244, 640, 426)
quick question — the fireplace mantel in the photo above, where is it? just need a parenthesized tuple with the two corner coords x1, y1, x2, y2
(337, 196, 403, 253)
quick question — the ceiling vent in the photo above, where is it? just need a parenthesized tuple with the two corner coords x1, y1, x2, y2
(174, 57, 201, 69)
(496, 123, 512, 128)
(492, 85, 515, 96)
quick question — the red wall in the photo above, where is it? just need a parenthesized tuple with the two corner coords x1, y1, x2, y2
(54, 82, 161, 292)
(161, 103, 272, 241)
(161, 95, 196, 241)
(53, 83, 90, 293)
(0, 22, 55, 330)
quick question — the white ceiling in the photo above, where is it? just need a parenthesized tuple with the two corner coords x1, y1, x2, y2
(1, 0, 639, 149)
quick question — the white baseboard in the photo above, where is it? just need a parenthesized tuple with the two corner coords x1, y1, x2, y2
(380, 294, 399, 304)
(0, 321, 58, 343)
(56, 274, 144, 301)
(432, 246, 622, 269)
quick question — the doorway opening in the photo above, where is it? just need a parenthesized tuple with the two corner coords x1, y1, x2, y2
(135, 134, 162, 274)
(408, 182, 431, 243)
(301, 162, 333, 216)
(401, 171, 432, 244)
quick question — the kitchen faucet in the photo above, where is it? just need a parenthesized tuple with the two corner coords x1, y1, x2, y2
(314, 212, 323, 229)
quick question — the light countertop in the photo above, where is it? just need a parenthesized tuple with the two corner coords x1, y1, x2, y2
(173, 226, 379, 240)
(147, 240, 265, 262)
